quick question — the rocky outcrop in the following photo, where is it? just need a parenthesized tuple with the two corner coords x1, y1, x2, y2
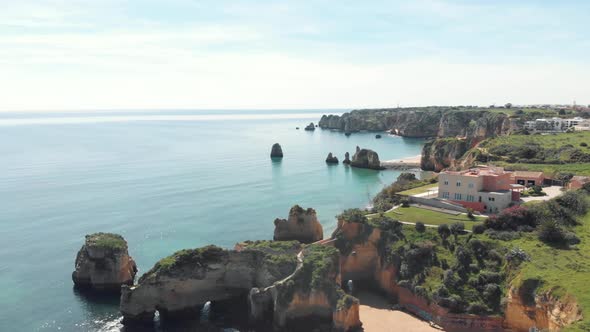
(305, 122, 316, 131)
(343, 152, 351, 164)
(325, 152, 339, 164)
(504, 283, 583, 332)
(72, 233, 137, 292)
(273, 205, 324, 243)
(270, 143, 283, 158)
(350, 146, 383, 170)
(121, 242, 301, 327)
(249, 244, 361, 332)
(420, 138, 469, 172)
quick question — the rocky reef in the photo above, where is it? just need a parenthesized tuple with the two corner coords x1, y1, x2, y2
(72, 233, 137, 292)
(270, 143, 283, 158)
(273, 205, 324, 244)
(325, 152, 339, 164)
(305, 122, 316, 131)
(350, 146, 382, 170)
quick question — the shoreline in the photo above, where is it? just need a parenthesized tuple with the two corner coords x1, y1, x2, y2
(381, 154, 422, 170)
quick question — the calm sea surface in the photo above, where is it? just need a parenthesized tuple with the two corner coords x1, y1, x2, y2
(0, 109, 425, 331)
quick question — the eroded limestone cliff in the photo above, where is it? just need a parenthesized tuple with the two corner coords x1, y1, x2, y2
(273, 205, 324, 243)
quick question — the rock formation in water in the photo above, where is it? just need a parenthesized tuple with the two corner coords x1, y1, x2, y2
(273, 205, 324, 243)
(72, 233, 137, 292)
(375, 134, 382, 139)
(350, 146, 382, 170)
(343, 152, 351, 164)
(305, 122, 316, 131)
(270, 143, 283, 158)
(120, 241, 360, 331)
(325, 152, 339, 164)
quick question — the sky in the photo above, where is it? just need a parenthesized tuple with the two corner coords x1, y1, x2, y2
(0, 0, 589, 111)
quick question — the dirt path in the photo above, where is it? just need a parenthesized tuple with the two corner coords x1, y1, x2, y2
(357, 291, 442, 332)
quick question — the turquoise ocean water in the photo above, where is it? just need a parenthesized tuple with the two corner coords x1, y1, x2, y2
(0, 109, 425, 331)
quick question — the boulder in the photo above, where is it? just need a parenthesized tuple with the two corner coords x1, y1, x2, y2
(375, 134, 382, 139)
(304, 122, 316, 131)
(270, 143, 283, 158)
(351, 146, 383, 170)
(72, 233, 137, 292)
(343, 152, 351, 164)
(326, 152, 339, 164)
(273, 205, 324, 244)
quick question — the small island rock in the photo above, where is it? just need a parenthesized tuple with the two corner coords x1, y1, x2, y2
(326, 152, 339, 164)
(375, 134, 382, 139)
(343, 152, 351, 164)
(273, 205, 324, 243)
(270, 143, 283, 158)
(304, 122, 316, 131)
(72, 232, 137, 292)
(351, 146, 383, 170)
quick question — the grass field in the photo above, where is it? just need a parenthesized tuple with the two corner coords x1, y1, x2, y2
(501, 213, 590, 332)
(383, 206, 485, 230)
(483, 131, 590, 151)
(494, 161, 590, 177)
(398, 183, 438, 196)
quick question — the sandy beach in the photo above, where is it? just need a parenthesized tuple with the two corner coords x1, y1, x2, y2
(383, 154, 422, 164)
(357, 291, 441, 332)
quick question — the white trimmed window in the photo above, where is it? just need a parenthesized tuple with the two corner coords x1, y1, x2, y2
(468, 183, 474, 188)
(467, 195, 475, 202)
(444, 180, 449, 185)
(454, 193, 462, 200)
(456, 181, 461, 187)
(442, 192, 449, 199)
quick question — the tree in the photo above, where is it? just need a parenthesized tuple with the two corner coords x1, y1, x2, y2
(505, 103, 512, 109)
(450, 222, 465, 242)
(337, 208, 368, 224)
(438, 224, 451, 241)
(538, 220, 567, 244)
(397, 172, 417, 183)
(415, 222, 426, 233)
(472, 224, 485, 234)
(559, 109, 566, 115)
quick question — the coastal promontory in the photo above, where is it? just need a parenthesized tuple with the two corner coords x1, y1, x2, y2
(72, 232, 137, 292)
(273, 205, 324, 243)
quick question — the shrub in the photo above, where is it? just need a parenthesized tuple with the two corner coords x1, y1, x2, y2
(415, 222, 426, 233)
(454, 246, 472, 268)
(337, 208, 368, 224)
(397, 172, 417, 183)
(581, 142, 588, 147)
(505, 247, 530, 266)
(472, 224, 485, 234)
(401, 198, 411, 207)
(538, 220, 568, 244)
(484, 206, 537, 231)
(438, 224, 451, 241)
(483, 283, 502, 306)
(485, 229, 522, 241)
(467, 302, 489, 315)
(442, 269, 460, 289)
(450, 222, 465, 241)
(555, 190, 589, 216)
(466, 208, 476, 220)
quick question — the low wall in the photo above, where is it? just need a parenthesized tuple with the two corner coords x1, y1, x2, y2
(409, 196, 468, 213)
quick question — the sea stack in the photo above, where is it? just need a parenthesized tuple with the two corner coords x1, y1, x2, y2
(343, 152, 351, 164)
(270, 143, 283, 158)
(375, 134, 382, 139)
(273, 205, 324, 243)
(304, 122, 316, 131)
(351, 146, 383, 170)
(326, 152, 339, 164)
(72, 233, 137, 292)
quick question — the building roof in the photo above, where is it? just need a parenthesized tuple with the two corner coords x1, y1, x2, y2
(512, 171, 544, 178)
(571, 176, 590, 183)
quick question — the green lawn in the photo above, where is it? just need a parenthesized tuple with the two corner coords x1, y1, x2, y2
(398, 183, 438, 196)
(382, 206, 485, 230)
(501, 214, 590, 332)
(494, 161, 590, 177)
(484, 131, 590, 150)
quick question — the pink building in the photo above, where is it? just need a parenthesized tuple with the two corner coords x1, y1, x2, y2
(438, 166, 521, 213)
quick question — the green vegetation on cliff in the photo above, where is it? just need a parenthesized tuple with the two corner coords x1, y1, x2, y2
(85, 232, 127, 250)
(139, 245, 226, 282)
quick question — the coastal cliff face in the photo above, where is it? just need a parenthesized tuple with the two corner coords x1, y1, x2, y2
(72, 233, 137, 291)
(120, 243, 300, 326)
(504, 284, 583, 332)
(319, 108, 517, 171)
(273, 205, 324, 244)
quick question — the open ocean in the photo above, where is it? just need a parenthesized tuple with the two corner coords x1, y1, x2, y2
(0, 109, 425, 331)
